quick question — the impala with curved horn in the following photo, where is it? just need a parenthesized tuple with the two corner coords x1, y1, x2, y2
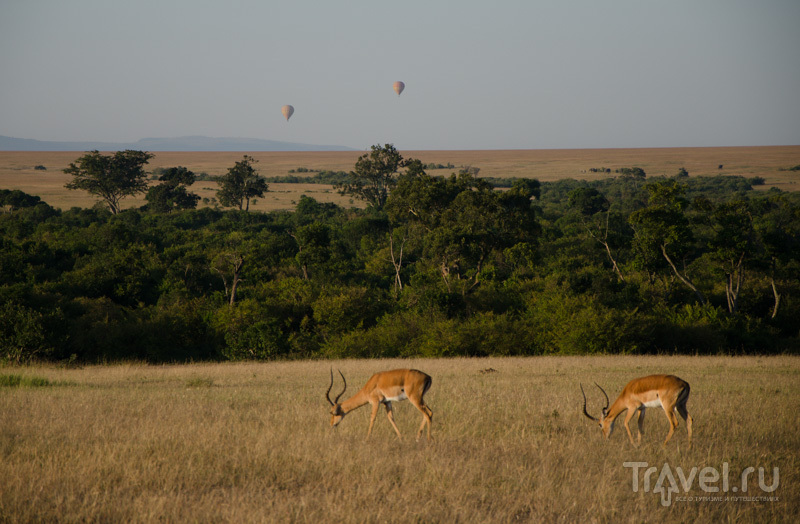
(581, 375, 693, 447)
(326, 368, 433, 441)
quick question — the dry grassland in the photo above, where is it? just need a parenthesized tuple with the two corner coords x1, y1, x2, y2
(1, 356, 797, 523)
(1, 146, 798, 212)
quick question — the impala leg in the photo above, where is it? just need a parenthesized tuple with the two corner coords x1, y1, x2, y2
(420, 406, 433, 441)
(366, 402, 380, 440)
(623, 409, 637, 446)
(409, 397, 433, 441)
(637, 407, 646, 445)
(384, 402, 402, 439)
(677, 403, 693, 448)
(661, 405, 678, 446)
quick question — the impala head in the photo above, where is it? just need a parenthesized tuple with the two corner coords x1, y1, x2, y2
(326, 369, 347, 427)
(580, 383, 614, 438)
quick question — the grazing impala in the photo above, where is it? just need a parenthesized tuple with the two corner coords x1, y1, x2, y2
(326, 368, 433, 441)
(581, 375, 693, 448)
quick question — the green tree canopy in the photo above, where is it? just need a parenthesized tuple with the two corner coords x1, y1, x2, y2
(387, 170, 540, 295)
(64, 150, 154, 214)
(336, 144, 404, 210)
(0, 189, 43, 210)
(145, 166, 200, 213)
(629, 180, 705, 303)
(216, 156, 268, 211)
(751, 194, 800, 319)
(290, 222, 332, 280)
(707, 200, 754, 313)
(568, 187, 609, 216)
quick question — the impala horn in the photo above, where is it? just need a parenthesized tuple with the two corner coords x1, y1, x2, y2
(326, 368, 347, 406)
(326, 368, 335, 406)
(580, 383, 599, 422)
(595, 382, 610, 415)
(334, 370, 347, 404)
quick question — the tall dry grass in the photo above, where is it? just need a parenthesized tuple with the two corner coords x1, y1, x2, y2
(1, 356, 797, 523)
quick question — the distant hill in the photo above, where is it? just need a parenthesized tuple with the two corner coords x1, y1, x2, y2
(0, 135, 356, 152)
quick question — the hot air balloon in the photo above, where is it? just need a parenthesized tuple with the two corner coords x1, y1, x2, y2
(281, 105, 294, 121)
(393, 81, 405, 96)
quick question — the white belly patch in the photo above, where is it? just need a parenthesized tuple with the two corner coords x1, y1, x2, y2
(384, 391, 408, 403)
(643, 399, 662, 408)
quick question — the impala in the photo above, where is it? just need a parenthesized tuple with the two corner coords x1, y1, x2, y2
(326, 368, 433, 441)
(581, 374, 693, 447)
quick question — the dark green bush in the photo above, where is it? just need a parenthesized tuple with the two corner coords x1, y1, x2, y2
(0, 302, 52, 363)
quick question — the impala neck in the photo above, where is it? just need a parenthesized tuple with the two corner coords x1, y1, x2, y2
(339, 390, 369, 414)
(604, 398, 628, 423)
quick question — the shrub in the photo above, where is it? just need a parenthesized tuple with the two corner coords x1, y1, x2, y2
(212, 300, 290, 360)
(323, 311, 538, 358)
(0, 302, 51, 363)
(312, 286, 386, 339)
(647, 304, 735, 354)
(321, 310, 438, 359)
(415, 312, 537, 357)
(523, 291, 642, 354)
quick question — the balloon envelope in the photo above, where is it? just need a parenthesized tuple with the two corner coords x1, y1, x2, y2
(281, 105, 294, 121)
(393, 81, 405, 96)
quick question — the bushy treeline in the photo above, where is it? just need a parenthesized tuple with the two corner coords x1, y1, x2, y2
(263, 170, 351, 185)
(2, 168, 799, 363)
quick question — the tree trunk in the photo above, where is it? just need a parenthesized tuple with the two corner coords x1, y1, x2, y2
(601, 239, 625, 283)
(289, 231, 309, 280)
(440, 261, 452, 293)
(389, 235, 405, 296)
(214, 254, 244, 307)
(228, 255, 244, 307)
(660, 244, 706, 305)
(725, 253, 745, 314)
(771, 277, 781, 319)
(585, 212, 625, 283)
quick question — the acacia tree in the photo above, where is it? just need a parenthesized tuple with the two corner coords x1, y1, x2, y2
(289, 223, 331, 280)
(707, 200, 754, 313)
(568, 187, 627, 282)
(64, 150, 154, 214)
(145, 166, 200, 213)
(336, 144, 403, 210)
(752, 194, 800, 318)
(211, 232, 252, 307)
(216, 156, 268, 211)
(387, 170, 539, 295)
(629, 180, 706, 305)
(212, 252, 245, 307)
(0, 189, 43, 210)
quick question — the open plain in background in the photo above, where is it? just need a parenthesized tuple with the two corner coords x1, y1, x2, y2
(1, 356, 797, 523)
(1, 146, 798, 211)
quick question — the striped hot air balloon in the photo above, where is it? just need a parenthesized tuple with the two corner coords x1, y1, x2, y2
(281, 105, 294, 121)
(392, 81, 405, 96)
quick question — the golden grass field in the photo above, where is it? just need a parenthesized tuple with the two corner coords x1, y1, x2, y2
(1, 356, 797, 523)
(1, 146, 798, 212)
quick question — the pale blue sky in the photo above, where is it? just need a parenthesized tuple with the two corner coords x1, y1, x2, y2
(1, 0, 799, 150)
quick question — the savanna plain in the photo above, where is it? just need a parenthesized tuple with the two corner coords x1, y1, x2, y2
(1, 146, 799, 211)
(2, 146, 799, 522)
(1, 356, 797, 523)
